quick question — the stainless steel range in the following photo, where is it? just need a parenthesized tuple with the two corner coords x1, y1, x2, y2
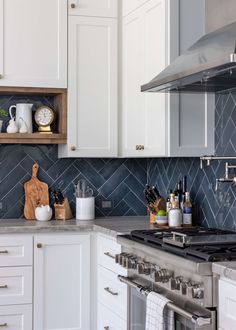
(116, 227, 236, 330)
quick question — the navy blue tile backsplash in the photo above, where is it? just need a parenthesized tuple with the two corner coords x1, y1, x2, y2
(0, 92, 236, 228)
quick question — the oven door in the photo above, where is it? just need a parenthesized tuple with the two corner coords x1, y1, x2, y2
(128, 285, 216, 330)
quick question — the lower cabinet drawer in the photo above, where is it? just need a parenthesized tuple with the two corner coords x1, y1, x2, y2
(98, 266, 127, 320)
(0, 304, 32, 330)
(0, 267, 32, 305)
(97, 234, 127, 276)
(97, 302, 127, 330)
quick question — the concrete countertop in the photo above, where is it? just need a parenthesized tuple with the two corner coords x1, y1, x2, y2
(212, 261, 236, 282)
(0, 216, 155, 237)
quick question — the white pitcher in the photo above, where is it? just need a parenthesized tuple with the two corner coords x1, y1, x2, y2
(9, 103, 33, 133)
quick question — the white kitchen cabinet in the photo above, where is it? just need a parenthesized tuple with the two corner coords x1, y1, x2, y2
(96, 234, 128, 329)
(218, 278, 236, 330)
(121, 0, 214, 157)
(34, 234, 90, 330)
(68, 0, 117, 18)
(121, 0, 178, 157)
(0, 0, 67, 88)
(97, 302, 127, 330)
(0, 305, 32, 330)
(59, 14, 118, 158)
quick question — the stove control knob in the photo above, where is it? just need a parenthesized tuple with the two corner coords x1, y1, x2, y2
(137, 262, 151, 275)
(170, 276, 183, 290)
(123, 255, 137, 269)
(180, 282, 187, 295)
(137, 262, 145, 274)
(154, 269, 173, 283)
(116, 253, 128, 266)
(192, 286, 204, 299)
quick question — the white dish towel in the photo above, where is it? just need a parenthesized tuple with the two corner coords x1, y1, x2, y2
(145, 291, 174, 330)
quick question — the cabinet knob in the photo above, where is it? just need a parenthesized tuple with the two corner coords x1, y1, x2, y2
(71, 3, 76, 8)
(37, 243, 42, 249)
(104, 327, 110, 330)
(71, 145, 76, 151)
(0, 74, 3, 79)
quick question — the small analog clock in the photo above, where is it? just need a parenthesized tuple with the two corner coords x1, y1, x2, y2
(34, 106, 55, 134)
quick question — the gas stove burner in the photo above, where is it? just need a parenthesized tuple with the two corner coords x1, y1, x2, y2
(186, 244, 236, 262)
(125, 227, 236, 262)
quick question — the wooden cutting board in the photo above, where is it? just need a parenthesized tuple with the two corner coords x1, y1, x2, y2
(24, 163, 49, 220)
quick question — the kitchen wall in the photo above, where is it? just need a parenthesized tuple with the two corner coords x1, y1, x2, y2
(148, 92, 236, 230)
(0, 92, 236, 229)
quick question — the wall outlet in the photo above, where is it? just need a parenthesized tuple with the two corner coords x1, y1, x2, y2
(101, 200, 113, 209)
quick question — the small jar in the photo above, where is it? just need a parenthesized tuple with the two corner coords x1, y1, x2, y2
(168, 208, 182, 227)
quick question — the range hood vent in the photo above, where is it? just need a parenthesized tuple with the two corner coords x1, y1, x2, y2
(141, 21, 236, 93)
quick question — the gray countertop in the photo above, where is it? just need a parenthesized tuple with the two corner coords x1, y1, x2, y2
(212, 261, 236, 282)
(0, 216, 155, 237)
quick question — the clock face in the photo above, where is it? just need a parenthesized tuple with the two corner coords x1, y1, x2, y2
(35, 106, 54, 127)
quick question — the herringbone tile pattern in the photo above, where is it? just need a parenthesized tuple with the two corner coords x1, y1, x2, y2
(0, 92, 236, 227)
(0, 144, 147, 218)
(148, 92, 236, 230)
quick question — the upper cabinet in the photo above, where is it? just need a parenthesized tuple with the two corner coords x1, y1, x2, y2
(120, 0, 215, 158)
(0, 0, 67, 88)
(59, 2, 118, 158)
(68, 0, 117, 17)
(121, 0, 175, 157)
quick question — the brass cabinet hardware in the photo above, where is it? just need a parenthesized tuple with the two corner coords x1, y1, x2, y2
(0, 285, 7, 289)
(37, 243, 42, 249)
(71, 3, 76, 8)
(0, 323, 7, 327)
(136, 145, 145, 150)
(0, 250, 8, 254)
(104, 327, 110, 330)
(104, 287, 118, 296)
(104, 252, 115, 259)
(71, 145, 76, 151)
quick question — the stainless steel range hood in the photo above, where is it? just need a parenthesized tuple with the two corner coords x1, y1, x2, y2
(141, 21, 236, 93)
(141, 0, 236, 94)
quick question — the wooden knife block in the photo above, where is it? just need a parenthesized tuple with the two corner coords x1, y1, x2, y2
(54, 198, 73, 220)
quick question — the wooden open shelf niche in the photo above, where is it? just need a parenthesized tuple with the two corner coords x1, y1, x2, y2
(0, 87, 67, 144)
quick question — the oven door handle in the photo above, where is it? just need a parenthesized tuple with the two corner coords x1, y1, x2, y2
(118, 275, 212, 327)
(192, 314, 212, 327)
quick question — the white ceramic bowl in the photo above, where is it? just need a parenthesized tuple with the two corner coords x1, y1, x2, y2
(155, 215, 168, 226)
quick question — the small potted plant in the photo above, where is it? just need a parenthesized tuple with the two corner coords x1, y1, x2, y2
(0, 108, 9, 133)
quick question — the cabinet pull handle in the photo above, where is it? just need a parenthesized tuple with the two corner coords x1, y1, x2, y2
(136, 145, 145, 150)
(71, 3, 76, 8)
(104, 252, 115, 259)
(0, 285, 7, 289)
(0, 324, 7, 327)
(104, 327, 110, 330)
(104, 287, 118, 296)
(37, 243, 42, 249)
(0, 250, 8, 254)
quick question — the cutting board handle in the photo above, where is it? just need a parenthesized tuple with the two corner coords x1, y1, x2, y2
(32, 163, 39, 178)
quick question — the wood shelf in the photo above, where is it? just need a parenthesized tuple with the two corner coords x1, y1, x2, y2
(0, 87, 67, 145)
(0, 133, 67, 144)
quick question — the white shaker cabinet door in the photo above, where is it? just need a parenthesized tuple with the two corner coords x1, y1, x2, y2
(0, 305, 32, 330)
(121, 0, 178, 157)
(68, 0, 117, 18)
(0, 0, 67, 88)
(59, 16, 118, 158)
(34, 234, 90, 330)
(219, 278, 236, 330)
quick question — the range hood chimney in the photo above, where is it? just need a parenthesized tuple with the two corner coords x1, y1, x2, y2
(141, 0, 236, 94)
